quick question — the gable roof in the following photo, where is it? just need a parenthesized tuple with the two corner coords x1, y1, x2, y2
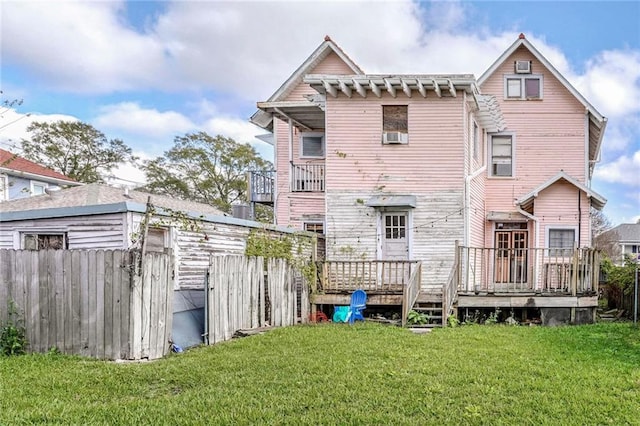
(250, 36, 363, 131)
(478, 34, 607, 172)
(516, 170, 607, 211)
(604, 223, 640, 243)
(0, 148, 79, 185)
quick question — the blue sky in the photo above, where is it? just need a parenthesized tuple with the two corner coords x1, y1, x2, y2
(1, 0, 638, 226)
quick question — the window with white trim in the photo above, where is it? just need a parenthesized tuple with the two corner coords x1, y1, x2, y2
(548, 228, 576, 256)
(489, 134, 513, 177)
(22, 233, 67, 250)
(300, 133, 325, 158)
(30, 181, 47, 196)
(505, 75, 543, 100)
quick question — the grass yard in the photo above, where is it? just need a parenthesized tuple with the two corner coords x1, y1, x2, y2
(1, 322, 639, 425)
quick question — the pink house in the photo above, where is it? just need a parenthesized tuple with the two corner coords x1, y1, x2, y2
(250, 34, 606, 326)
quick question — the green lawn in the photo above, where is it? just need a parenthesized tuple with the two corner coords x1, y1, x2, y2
(1, 323, 639, 425)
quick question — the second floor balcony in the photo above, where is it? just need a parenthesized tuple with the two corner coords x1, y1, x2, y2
(291, 163, 324, 192)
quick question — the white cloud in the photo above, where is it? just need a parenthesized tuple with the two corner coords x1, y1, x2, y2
(0, 109, 77, 149)
(594, 150, 640, 187)
(94, 102, 194, 138)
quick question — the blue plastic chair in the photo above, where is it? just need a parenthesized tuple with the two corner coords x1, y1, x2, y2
(348, 289, 367, 324)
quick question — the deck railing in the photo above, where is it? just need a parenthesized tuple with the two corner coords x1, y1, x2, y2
(320, 260, 420, 293)
(248, 170, 274, 203)
(291, 163, 324, 192)
(401, 262, 422, 326)
(442, 247, 460, 327)
(458, 246, 600, 294)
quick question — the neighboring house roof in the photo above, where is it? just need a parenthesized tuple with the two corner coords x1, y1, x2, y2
(0, 183, 225, 218)
(0, 148, 80, 185)
(478, 34, 607, 173)
(516, 171, 607, 211)
(250, 36, 363, 131)
(605, 223, 640, 243)
(0, 183, 304, 236)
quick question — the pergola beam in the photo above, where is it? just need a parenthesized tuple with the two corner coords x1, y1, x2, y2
(339, 80, 352, 98)
(401, 79, 412, 98)
(369, 81, 381, 97)
(323, 80, 338, 97)
(384, 79, 397, 98)
(353, 80, 367, 97)
(416, 79, 427, 97)
(447, 79, 457, 97)
(432, 79, 442, 97)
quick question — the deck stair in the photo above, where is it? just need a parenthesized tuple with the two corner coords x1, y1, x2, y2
(410, 291, 444, 328)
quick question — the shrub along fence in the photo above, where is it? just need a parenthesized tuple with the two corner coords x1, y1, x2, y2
(206, 255, 309, 345)
(0, 249, 173, 360)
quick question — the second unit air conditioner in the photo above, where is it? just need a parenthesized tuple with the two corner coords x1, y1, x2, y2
(515, 60, 532, 74)
(383, 132, 408, 144)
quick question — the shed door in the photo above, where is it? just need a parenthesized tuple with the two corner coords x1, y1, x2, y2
(382, 212, 409, 260)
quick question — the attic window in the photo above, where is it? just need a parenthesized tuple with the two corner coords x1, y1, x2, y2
(505, 75, 542, 100)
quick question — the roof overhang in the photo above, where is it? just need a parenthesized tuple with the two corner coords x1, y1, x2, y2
(0, 167, 81, 187)
(255, 98, 326, 132)
(516, 171, 607, 211)
(305, 74, 477, 99)
(366, 194, 417, 208)
(487, 211, 528, 222)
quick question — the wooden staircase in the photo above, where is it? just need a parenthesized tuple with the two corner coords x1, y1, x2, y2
(410, 291, 445, 328)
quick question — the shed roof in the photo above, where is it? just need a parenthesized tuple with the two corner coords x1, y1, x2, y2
(605, 223, 640, 243)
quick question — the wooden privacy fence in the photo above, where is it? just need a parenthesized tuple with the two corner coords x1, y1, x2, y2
(206, 255, 309, 345)
(0, 249, 173, 360)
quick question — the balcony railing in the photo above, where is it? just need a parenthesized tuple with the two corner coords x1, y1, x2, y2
(291, 163, 324, 192)
(248, 170, 274, 204)
(320, 260, 420, 293)
(457, 246, 600, 295)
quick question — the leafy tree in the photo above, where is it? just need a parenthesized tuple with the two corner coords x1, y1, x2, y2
(21, 120, 136, 183)
(142, 132, 272, 216)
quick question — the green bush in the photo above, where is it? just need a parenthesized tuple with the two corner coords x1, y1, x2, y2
(0, 301, 27, 356)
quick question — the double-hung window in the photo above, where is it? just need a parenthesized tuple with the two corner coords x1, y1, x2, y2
(505, 75, 543, 100)
(489, 134, 513, 177)
(300, 133, 325, 158)
(548, 228, 576, 256)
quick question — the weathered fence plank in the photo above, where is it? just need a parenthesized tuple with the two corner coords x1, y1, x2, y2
(0, 249, 171, 360)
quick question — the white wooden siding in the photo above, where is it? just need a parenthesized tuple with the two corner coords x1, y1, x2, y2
(326, 191, 464, 290)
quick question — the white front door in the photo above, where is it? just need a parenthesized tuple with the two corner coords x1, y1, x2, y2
(381, 212, 409, 260)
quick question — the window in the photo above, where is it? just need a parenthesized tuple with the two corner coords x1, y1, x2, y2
(490, 134, 513, 177)
(548, 228, 576, 256)
(382, 105, 408, 144)
(30, 181, 47, 196)
(300, 133, 324, 158)
(23, 233, 67, 250)
(632, 245, 638, 254)
(146, 228, 168, 253)
(304, 222, 324, 234)
(473, 121, 480, 161)
(385, 214, 406, 239)
(505, 75, 542, 100)
(0, 174, 7, 201)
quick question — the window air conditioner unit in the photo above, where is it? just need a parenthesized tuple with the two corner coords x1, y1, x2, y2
(383, 132, 408, 144)
(515, 60, 532, 74)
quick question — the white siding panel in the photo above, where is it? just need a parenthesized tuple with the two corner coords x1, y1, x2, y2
(326, 190, 464, 291)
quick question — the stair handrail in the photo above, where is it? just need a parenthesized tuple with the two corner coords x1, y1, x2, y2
(402, 261, 422, 327)
(442, 241, 460, 327)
